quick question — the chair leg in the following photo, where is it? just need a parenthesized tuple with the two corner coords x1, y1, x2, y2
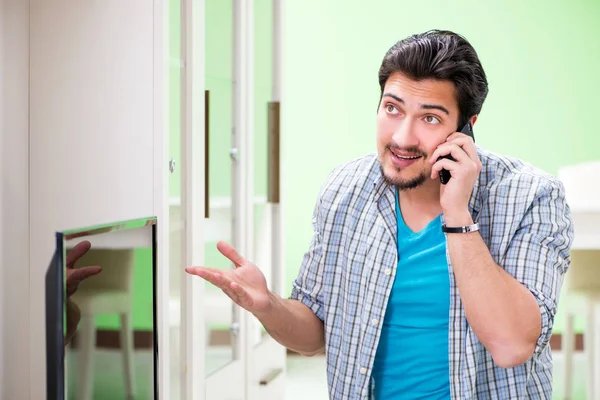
(563, 312, 574, 399)
(585, 301, 596, 400)
(120, 312, 136, 399)
(77, 314, 96, 400)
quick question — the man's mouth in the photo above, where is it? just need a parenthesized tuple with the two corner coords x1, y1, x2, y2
(389, 149, 423, 160)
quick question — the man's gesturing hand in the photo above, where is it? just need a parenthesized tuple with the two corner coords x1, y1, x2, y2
(66, 240, 102, 296)
(64, 240, 102, 346)
(185, 241, 272, 316)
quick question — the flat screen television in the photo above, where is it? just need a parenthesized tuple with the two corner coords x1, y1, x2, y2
(45, 216, 158, 399)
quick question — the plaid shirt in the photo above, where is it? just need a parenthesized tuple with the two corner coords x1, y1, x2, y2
(290, 146, 573, 399)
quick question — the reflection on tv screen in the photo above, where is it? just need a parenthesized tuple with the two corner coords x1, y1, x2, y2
(50, 217, 157, 400)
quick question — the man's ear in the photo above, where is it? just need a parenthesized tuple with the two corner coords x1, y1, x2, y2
(470, 115, 478, 126)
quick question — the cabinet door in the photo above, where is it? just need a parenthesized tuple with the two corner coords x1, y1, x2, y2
(181, 1, 283, 398)
(168, 0, 186, 398)
(248, 1, 287, 399)
(203, 0, 247, 398)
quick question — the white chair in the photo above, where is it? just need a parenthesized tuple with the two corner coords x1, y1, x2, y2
(561, 250, 600, 400)
(70, 248, 136, 400)
(558, 161, 600, 400)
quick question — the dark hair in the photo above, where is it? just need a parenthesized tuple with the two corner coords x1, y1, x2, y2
(378, 30, 489, 128)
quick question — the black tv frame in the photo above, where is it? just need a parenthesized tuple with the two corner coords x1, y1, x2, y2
(45, 216, 158, 399)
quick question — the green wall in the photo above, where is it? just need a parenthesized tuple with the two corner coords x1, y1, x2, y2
(282, 0, 600, 335)
(160, 1, 600, 335)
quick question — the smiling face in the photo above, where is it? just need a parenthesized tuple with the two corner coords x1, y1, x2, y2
(376, 72, 461, 190)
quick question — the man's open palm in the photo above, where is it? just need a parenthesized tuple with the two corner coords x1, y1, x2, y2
(185, 241, 271, 315)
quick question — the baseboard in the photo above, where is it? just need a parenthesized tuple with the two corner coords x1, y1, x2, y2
(71, 329, 584, 352)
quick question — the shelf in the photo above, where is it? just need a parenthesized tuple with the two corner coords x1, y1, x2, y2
(169, 195, 268, 209)
(168, 195, 270, 241)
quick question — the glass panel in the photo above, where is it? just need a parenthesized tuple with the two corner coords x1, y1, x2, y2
(252, 0, 274, 347)
(168, 0, 183, 397)
(204, 0, 236, 376)
(62, 219, 157, 399)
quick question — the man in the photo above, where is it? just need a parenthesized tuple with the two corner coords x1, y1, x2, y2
(186, 30, 573, 399)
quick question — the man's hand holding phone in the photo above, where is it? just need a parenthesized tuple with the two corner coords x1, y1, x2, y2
(429, 129, 482, 221)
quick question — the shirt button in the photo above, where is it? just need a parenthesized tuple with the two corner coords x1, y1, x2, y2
(359, 367, 367, 375)
(371, 318, 379, 326)
(384, 268, 392, 276)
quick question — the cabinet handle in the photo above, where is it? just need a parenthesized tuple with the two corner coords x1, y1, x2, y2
(205, 90, 210, 218)
(267, 101, 280, 204)
(259, 368, 283, 385)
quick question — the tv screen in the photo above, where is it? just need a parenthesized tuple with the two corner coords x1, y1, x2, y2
(45, 216, 158, 400)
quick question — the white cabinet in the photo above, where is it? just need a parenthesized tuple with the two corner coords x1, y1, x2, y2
(176, 0, 287, 399)
(2, 0, 286, 398)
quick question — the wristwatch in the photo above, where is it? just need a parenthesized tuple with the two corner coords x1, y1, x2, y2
(441, 223, 479, 233)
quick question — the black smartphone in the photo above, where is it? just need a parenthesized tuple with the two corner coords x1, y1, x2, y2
(438, 121, 475, 184)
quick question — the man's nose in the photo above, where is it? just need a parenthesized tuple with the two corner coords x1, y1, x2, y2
(392, 120, 419, 147)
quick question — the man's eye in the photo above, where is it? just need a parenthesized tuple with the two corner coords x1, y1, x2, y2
(424, 115, 441, 124)
(386, 105, 397, 114)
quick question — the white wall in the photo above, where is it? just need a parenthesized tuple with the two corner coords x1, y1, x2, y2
(1, 1, 167, 397)
(0, 0, 31, 399)
(28, 1, 157, 398)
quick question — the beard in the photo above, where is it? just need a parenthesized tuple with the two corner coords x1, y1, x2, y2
(379, 144, 429, 191)
(381, 165, 429, 190)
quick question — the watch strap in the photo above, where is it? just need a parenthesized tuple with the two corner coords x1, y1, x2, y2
(441, 223, 479, 233)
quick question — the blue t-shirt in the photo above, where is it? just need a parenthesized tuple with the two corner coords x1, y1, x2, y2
(372, 190, 450, 399)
